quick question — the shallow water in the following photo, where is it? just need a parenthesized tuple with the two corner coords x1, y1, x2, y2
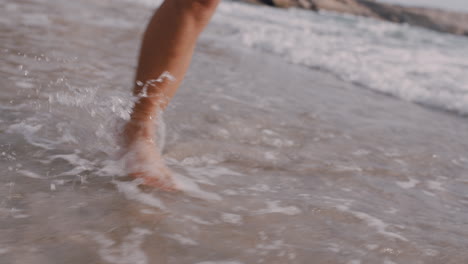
(1, 0, 468, 263)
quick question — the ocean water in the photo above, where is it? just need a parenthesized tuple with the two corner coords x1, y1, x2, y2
(1, 0, 468, 263)
(215, 2, 468, 116)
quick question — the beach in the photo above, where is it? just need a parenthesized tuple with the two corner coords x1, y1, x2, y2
(1, 0, 468, 263)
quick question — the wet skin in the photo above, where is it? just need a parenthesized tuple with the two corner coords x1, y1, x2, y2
(124, 0, 220, 190)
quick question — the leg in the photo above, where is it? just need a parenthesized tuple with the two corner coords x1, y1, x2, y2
(124, 0, 220, 190)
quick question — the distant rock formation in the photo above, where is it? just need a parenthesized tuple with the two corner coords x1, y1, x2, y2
(235, 0, 468, 37)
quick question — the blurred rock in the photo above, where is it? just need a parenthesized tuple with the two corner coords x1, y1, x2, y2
(235, 0, 468, 37)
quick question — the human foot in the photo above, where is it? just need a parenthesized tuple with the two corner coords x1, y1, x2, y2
(123, 120, 177, 191)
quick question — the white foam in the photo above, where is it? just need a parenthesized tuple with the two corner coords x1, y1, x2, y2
(114, 180, 166, 210)
(211, 1, 468, 115)
(120, 0, 162, 7)
(165, 234, 198, 246)
(352, 149, 371, 156)
(384, 208, 399, 214)
(0, 248, 10, 255)
(247, 184, 273, 193)
(182, 215, 213, 225)
(49, 153, 94, 176)
(86, 16, 135, 29)
(427, 180, 444, 191)
(221, 189, 238, 196)
(256, 239, 284, 250)
(13, 213, 30, 219)
(422, 190, 436, 197)
(396, 178, 419, 189)
(333, 164, 363, 172)
(255, 200, 301, 216)
(216, 128, 230, 138)
(423, 248, 439, 257)
(85, 228, 151, 264)
(182, 165, 244, 179)
(383, 259, 397, 264)
(221, 213, 243, 225)
(21, 13, 50, 26)
(15, 81, 34, 89)
(336, 205, 408, 241)
(4, 207, 30, 219)
(261, 129, 276, 136)
(96, 159, 126, 177)
(196, 262, 244, 264)
(17, 170, 45, 179)
(264, 151, 277, 160)
(210, 104, 221, 111)
(7, 122, 54, 150)
(179, 156, 222, 166)
(327, 243, 341, 253)
(261, 134, 294, 148)
(173, 173, 222, 201)
(140, 209, 157, 215)
(366, 244, 379, 250)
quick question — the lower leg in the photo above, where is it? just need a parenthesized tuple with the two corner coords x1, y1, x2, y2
(124, 0, 220, 190)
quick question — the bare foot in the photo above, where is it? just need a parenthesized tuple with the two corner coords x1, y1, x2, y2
(123, 120, 177, 191)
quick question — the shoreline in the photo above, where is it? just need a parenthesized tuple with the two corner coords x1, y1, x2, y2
(236, 0, 468, 37)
